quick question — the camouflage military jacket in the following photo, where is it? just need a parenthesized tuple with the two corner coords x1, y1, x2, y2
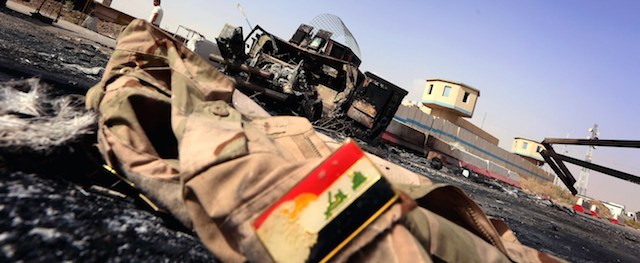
(87, 20, 564, 263)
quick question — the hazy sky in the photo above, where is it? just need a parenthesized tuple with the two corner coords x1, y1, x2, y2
(110, 0, 640, 211)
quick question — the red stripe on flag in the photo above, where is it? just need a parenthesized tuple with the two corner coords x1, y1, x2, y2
(254, 140, 365, 228)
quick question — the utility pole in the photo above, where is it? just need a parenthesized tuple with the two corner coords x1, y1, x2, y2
(576, 124, 599, 195)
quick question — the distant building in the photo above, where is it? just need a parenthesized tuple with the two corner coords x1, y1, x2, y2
(511, 137, 545, 166)
(602, 202, 626, 221)
(420, 79, 498, 145)
(422, 79, 480, 119)
(392, 78, 557, 183)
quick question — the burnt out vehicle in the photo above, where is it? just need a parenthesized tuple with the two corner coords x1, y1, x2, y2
(211, 23, 407, 142)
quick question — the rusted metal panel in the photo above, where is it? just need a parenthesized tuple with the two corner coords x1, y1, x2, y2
(316, 84, 338, 112)
(350, 99, 377, 118)
(347, 104, 374, 129)
(556, 152, 640, 185)
(382, 120, 426, 154)
(289, 24, 313, 46)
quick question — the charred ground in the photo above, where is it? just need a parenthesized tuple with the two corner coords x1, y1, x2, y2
(0, 4, 639, 262)
(377, 144, 640, 262)
(0, 6, 219, 262)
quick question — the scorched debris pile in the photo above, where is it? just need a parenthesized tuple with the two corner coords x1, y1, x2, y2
(212, 23, 407, 142)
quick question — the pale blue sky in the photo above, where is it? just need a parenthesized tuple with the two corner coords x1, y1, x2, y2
(110, 0, 640, 211)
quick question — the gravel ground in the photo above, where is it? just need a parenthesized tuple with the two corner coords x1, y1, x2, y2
(1, 3, 640, 263)
(375, 143, 640, 262)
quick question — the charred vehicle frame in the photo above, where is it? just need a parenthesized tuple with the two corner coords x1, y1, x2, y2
(211, 23, 407, 142)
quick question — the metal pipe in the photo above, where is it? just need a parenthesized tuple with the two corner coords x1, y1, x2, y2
(540, 148, 577, 195)
(209, 54, 274, 79)
(542, 138, 640, 148)
(229, 77, 288, 102)
(555, 153, 640, 185)
(542, 143, 576, 185)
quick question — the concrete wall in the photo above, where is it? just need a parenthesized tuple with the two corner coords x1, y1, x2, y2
(456, 118, 499, 145)
(392, 104, 555, 182)
(421, 80, 478, 118)
(429, 108, 459, 122)
(406, 104, 499, 146)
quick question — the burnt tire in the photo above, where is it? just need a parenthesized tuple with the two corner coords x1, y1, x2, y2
(430, 157, 443, 170)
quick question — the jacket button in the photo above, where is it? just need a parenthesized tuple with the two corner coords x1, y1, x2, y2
(119, 67, 132, 74)
(209, 105, 229, 117)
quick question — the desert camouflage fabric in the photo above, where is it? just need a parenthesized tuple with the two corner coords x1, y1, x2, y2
(86, 19, 564, 263)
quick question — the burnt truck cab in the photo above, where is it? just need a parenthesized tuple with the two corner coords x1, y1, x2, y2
(345, 72, 407, 141)
(213, 23, 407, 142)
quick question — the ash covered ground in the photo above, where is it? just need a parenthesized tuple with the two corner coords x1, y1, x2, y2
(0, 7, 109, 92)
(0, 5, 219, 262)
(377, 144, 640, 262)
(1, 3, 639, 262)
